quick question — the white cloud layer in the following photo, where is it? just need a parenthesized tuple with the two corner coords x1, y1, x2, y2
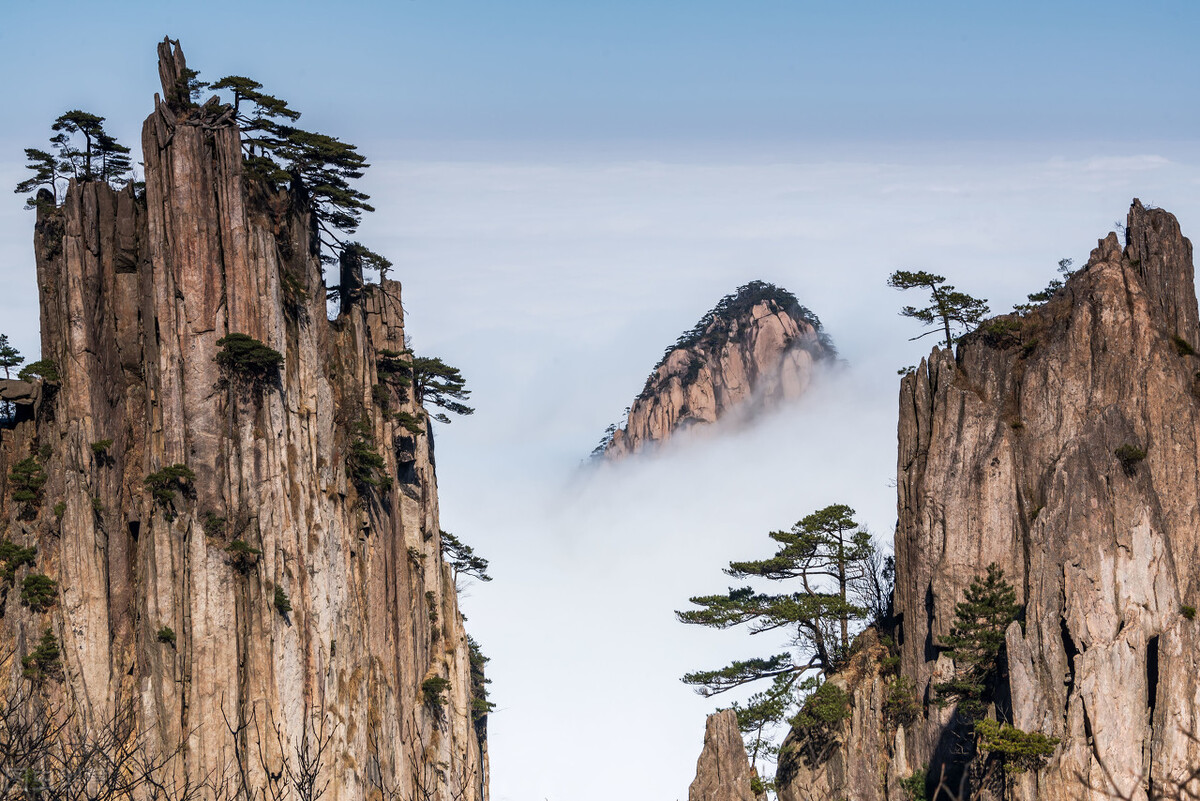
(3, 145, 1200, 799)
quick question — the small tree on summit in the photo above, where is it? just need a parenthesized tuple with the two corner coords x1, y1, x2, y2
(887, 270, 989, 348)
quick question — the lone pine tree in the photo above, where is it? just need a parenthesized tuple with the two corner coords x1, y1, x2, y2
(678, 504, 885, 776)
(887, 269, 989, 348)
(933, 563, 1021, 722)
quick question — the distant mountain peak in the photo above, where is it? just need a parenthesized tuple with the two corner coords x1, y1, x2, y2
(595, 280, 836, 458)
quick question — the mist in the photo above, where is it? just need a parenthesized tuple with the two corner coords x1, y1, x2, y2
(362, 146, 1200, 799)
(4, 143, 1200, 799)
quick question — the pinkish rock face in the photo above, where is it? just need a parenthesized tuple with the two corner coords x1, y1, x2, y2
(601, 284, 836, 459)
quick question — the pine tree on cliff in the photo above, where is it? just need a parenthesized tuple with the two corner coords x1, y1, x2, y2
(209, 75, 380, 269)
(411, 356, 475, 424)
(0, 335, 23, 380)
(887, 269, 989, 348)
(15, 111, 132, 206)
(679, 504, 878, 687)
(13, 149, 68, 208)
(933, 563, 1021, 721)
(678, 504, 886, 777)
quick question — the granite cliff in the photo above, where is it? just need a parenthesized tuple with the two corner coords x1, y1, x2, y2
(0, 40, 486, 799)
(599, 281, 835, 458)
(777, 199, 1200, 800)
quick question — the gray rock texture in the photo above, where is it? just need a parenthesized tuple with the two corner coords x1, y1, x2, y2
(689, 709, 763, 801)
(778, 199, 1200, 801)
(0, 39, 485, 801)
(604, 283, 834, 458)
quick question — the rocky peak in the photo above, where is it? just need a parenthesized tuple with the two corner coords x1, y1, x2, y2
(776, 198, 1200, 800)
(598, 281, 835, 458)
(0, 40, 485, 800)
(688, 709, 765, 801)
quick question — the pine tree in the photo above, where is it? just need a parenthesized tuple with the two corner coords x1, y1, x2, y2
(13, 149, 68, 208)
(441, 531, 492, 583)
(210, 75, 379, 270)
(887, 270, 990, 348)
(678, 505, 879, 694)
(1013, 258, 1076, 313)
(410, 356, 474, 424)
(95, 130, 133, 184)
(51, 110, 106, 180)
(933, 563, 1021, 721)
(0, 335, 23, 379)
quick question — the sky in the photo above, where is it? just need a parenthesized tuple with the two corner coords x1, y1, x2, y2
(3, 2, 1200, 799)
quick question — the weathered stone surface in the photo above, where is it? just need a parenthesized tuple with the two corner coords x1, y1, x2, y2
(0, 380, 35, 403)
(0, 41, 485, 801)
(689, 708, 763, 801)
(603, 283, 835, 458)
(777, 630, 894, 801)
(777, 199, 1200, 801)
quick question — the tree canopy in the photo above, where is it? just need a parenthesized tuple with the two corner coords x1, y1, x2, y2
(933, 563, 1021, 722)
(887, 270, 989, 349)
(0, 335, 23, 380)
(677, 503, 889, 782)
(14, 111, 132, 208)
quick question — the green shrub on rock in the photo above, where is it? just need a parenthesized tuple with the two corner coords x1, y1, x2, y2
(215, 333, 283, 391)
(974, 718, 1059, 775)
(20, 573, 57, 612)
(22, 627, 61, 682)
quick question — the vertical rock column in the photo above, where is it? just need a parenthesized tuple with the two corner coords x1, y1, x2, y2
(0, 38, 486, 801)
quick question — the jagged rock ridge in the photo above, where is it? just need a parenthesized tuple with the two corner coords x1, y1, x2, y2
(0, 40, 485, 800)
(777, 199, 1200, 801)
(598, 281, 836, 458)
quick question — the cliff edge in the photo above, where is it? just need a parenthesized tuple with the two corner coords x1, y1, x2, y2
(778, 199, 1200, 801)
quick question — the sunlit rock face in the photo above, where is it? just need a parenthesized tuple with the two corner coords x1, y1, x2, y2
(0, 39, 485, 801)
(777, 200, 1200, 801)
(600, 281, 836, 458)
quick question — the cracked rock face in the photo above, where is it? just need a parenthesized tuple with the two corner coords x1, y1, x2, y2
(689, 709, 764, 801)
(776, 631, 894, 801)
(0, 39, 485, 801)
(603, 283, 835, 458)
(777, 199, 1200, 801)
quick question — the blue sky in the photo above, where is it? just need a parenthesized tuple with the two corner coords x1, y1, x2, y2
(2, 1, 1199, 153)
(4, 4, 1200, 800)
